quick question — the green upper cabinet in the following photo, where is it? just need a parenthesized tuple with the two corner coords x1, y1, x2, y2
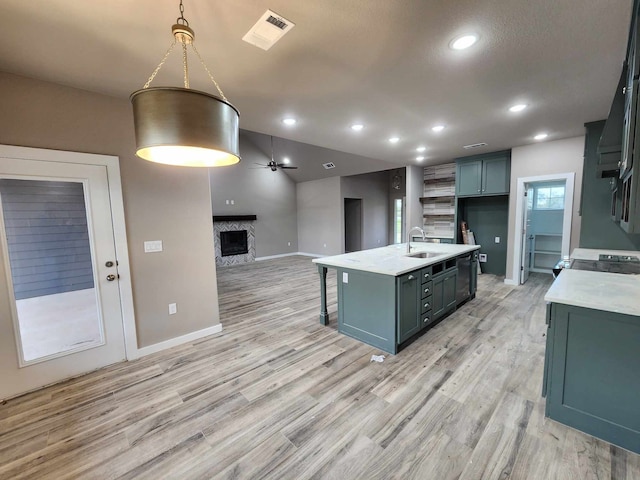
(456, 160, 482, 196)
(456, 150, 511, 197)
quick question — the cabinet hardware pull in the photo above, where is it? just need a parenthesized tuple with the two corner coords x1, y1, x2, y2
(408, 275, 415, 280)
(423, 317, 429, 323)
(424, 288, 430, 293)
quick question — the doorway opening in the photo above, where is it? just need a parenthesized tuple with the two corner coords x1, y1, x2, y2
(344, 198, 363, 253)
(513, 173, 575, 285)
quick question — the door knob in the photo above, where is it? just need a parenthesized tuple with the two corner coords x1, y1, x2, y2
(107, 274, 117, 281)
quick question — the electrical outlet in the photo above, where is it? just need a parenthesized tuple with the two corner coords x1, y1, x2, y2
(169, 303, 177, 315)
(342, 272, 349, 283)
(495, 236, 500, 243)
(288, 241, 291, 246)
(144, 240, 163, 253)
(225, 200, 229, 205)
(230, 200, 235, 205)
(479, 253, 488, 263)
(323, 243, 327, 248)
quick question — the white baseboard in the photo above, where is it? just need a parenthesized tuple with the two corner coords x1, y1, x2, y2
(296, 252, 325, 258)
(503, 278, 519, 286)
(255, 252, 299, 261)
(130, 324, 223, 359)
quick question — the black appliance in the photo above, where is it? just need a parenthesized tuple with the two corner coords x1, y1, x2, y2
(456, 254, 472, 304)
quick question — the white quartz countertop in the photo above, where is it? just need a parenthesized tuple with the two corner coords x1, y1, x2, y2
(570, 247, 640, 261)
(544, 269, 640, 317)
(312, 243, 481, 276)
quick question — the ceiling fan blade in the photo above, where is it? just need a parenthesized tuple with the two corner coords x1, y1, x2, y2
(254, 162, 269, 167)
(279, 166, 298, 169)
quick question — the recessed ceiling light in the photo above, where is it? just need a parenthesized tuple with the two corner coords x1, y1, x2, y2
(432, 125, 445, 132)
(534, 133, 548, 141)
(450, 34, 478, 50)
(283, 157, 290, 164)
(509, 104, 528, 113)
(350, 124, 364, 131)
(416, 146, 426, 152)
(416, 156, 425, 161)
(388, 137, 400, 143)
(282, 117, 297, 126)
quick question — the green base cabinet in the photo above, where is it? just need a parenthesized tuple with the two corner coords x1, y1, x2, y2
(335, 253, 475, 355)
(432, 268, 457, 320)
(397, 271, 421, 344)
(543, 303, 640, 454)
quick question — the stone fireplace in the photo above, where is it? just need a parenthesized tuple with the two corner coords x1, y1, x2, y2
(213, 215, 256, 266)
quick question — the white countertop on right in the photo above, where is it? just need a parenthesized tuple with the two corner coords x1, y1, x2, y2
(571, 247, 640, 261)
(544, 268, 640, 317)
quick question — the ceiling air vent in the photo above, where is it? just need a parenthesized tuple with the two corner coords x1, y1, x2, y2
(322, 162, 336, 170)
(463, 142, 488, 150)
(242, 10, 295, 51)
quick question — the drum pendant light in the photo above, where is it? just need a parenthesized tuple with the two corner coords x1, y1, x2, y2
(130, 0, 240, 167)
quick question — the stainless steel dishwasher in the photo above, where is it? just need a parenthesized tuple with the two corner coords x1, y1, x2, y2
(456, 254, 471, 304)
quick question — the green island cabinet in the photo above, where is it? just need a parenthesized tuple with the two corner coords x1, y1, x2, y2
(543, 303, 640, 454)
(337, 256, 468, 354)
(456, 150, 511, 197)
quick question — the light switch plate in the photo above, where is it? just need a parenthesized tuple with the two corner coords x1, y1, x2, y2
(494, 237, 500, 243)
(144, 240, 163, 253)
(169, 303, 177, 315)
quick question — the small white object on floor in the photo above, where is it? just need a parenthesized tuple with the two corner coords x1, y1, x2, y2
(370, 354, 385, 363)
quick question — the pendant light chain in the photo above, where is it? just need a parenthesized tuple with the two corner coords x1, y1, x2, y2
(182, 41, 189, 88)
(141, 0, 229, 102)
(191, 43, 228, 102)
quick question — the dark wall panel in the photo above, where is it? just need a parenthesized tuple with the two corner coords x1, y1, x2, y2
(458, 196, 510, 276)
(0, 179, 94, 300)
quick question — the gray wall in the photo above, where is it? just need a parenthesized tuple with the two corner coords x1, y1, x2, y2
(0, 179, 94, 300)
(297, 177, 342, 255)
(341, 171, 389, 250)
(406, 165, 424, 235)
(506, 137, 585, 282)
(0, 72, 220, 348)
(580, 121, 640, 250)
(388, 168, 406, 243)
(209, 131, 298, 258)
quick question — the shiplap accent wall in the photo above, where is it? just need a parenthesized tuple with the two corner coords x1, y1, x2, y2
(0, 179, 94, 300)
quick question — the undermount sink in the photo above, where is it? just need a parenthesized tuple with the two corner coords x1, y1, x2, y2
(405, 251, 444, 259)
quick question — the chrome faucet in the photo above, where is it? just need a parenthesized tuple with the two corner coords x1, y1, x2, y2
(407, 226, 426, 253)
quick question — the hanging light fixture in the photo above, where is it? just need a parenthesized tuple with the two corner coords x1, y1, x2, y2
(130, 0, 240, 167)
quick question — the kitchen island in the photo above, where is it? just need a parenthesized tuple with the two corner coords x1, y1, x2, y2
(313, 243, 480, 354)
(543, 248, 640, 454)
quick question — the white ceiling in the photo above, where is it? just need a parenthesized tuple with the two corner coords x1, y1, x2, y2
(0, 0, 633, 171)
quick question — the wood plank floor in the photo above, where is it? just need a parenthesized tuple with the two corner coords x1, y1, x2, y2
(1, 255, 639, 479)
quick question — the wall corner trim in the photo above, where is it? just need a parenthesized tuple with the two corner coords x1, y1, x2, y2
(129, 324, 223, 360)
(503, 278, 519, 286)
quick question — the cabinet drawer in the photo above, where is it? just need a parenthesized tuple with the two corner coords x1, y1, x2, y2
(421, 267, 432, 283)
(421, 296, 433, 314)
(421, 312, 433, 328)
(421, 282, 433, 298)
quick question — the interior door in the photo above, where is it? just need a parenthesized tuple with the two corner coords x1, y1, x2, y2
(520, 184, 534, 284)
(0, 157, 126, 399)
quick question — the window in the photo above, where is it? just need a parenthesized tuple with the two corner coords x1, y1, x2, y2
(394, 198, 403, 244)
(534, 184, 565, 210)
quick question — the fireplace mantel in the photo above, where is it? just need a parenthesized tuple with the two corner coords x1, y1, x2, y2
(212, 215, 257, 223)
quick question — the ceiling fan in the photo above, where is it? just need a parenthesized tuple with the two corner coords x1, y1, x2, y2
(255, 136, 298, 171)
